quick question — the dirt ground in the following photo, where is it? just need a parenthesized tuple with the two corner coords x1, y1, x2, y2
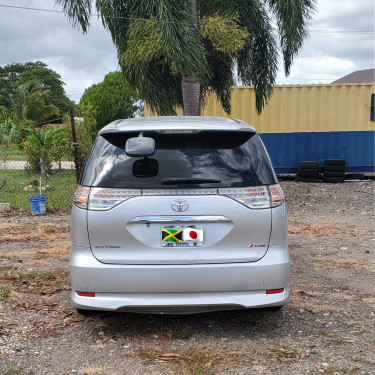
(0, 180, 374, 375)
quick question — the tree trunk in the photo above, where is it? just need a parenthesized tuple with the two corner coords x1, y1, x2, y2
(182, 0, 200, 116)
(182, 74, 200, 116)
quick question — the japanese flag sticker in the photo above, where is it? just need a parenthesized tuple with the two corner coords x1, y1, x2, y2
(183, 228, 203, 242)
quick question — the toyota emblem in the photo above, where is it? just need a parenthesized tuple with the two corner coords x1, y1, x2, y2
(171, 199, 189, 212)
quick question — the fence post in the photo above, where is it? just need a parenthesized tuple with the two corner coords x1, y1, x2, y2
(69, 107, 81, 184)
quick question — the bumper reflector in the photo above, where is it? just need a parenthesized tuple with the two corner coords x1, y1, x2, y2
(266, 288, 284, 294)
(77, 291, 95, 297)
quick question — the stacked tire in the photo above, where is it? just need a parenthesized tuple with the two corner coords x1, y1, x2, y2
(295, 161, 319, 182)
(323, 159, 345, 183)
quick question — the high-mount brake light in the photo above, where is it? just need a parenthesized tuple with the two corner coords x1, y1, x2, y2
(157, 130, 200, 134)
(73, 187, 90, 209)
(88, 188, 141, 210)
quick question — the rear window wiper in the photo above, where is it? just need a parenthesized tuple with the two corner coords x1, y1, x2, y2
(161, 178, 221, 185)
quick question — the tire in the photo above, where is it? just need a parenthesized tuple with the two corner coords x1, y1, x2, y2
(295, 176, 319, 183)
(323, 176, 345, 183)
(323, 165, 346, 172)
(345, 173, 365, 180)
(298, 161, 319, 169)
(323, 171, 346, 178)
(324, 159, 346, 166)
(296, 168, 319, 177)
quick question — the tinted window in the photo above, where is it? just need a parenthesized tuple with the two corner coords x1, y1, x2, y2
(81, 131, 277, 188)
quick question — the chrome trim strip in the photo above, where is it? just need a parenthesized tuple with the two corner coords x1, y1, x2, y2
(129, 216, 231, 224)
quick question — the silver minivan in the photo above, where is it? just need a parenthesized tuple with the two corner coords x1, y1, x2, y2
(71, 116, 289, 314)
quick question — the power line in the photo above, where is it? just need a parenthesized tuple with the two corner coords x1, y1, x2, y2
(0, 4, 374, 34)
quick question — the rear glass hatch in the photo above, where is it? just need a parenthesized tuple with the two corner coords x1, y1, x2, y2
(81, 128, 278, 265)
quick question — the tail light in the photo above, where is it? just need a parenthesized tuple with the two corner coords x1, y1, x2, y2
(73, 184, 284, 211)
(218, 184, 284, 209)
(73, 187, 141, 211)
(266, 288, 284, 294)
(73, 187, 90, 209)
(218, 186, 270, 208)
(269, 184, 285, 207)
(88, 188, 141, 210)
(77, 291, 95, 297)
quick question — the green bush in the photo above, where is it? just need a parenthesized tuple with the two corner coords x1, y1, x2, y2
(23, 127, 71, 173)
(0, 118, 34, 146)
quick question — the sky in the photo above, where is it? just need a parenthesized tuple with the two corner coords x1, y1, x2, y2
(0, 0, 374, 104)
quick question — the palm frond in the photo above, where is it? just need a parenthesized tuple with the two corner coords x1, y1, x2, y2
(236, 0, 278, 113)
(266, 0, 317, 74)
(55, 0, 93, 32)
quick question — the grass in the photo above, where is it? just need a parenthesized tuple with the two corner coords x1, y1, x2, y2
(5, 269, 69, 294)
(0, 144, 26, 161)
(0, 169, 77, 210)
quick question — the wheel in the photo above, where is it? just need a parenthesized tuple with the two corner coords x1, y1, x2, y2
(298, 161, 319, 169)
(324, 159, 346, 166)
(345, 173, 364, 180)
(296, 168, 319, 177)
(323, 171, 346, 178)
(295, 176, 319, 183)
(323, 176, 345, 183)
(323, 165, 345, 172)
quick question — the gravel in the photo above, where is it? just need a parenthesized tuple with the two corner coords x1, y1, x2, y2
(0, 180, 374, 375)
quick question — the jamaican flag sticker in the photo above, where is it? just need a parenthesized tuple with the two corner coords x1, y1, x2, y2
(162, 228, 182, 242)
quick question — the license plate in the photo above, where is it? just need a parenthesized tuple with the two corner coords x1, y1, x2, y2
(161, 226, 203, 247)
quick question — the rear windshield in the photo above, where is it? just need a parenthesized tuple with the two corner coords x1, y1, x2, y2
(81, 131, 277, 188)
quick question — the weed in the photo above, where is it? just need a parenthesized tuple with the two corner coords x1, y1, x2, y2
(0, 368, 22, 375)
(79, 362, 109, 375)
(0, 289, 11, 298)
(137, 345, 215, 374)
(6, 269, 69, 294)
(138, 346, 161, 362)
(268, 343, 300, 362)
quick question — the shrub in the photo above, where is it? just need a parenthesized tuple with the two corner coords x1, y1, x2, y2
(23, 127, 71, 173)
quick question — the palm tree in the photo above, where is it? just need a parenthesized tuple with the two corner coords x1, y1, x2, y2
(57, 0, 316, 116)
(7, 80, 59, 121)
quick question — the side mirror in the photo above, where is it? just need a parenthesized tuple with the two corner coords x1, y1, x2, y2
(132, 158, 159, 178)
(125, 134, 155, 157)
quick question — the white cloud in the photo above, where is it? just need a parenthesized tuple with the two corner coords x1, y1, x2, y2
(0, 0, 374, 101)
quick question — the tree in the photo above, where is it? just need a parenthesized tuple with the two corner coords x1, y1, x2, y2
(6, 80, 60, 122)
(57, 0, 316, 116)
(80, 71, 141, 131)
(0, 62, 72, 120)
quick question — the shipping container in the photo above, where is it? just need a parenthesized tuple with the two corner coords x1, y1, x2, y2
(145, 83, 375, 173)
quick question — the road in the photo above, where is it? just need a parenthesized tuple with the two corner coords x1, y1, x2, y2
(0, 160, 75, 169)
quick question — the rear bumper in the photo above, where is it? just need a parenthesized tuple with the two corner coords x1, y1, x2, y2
(70, 244, 289, 312)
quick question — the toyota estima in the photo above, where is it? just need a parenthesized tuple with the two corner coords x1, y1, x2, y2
(71, 116, 289, 314)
